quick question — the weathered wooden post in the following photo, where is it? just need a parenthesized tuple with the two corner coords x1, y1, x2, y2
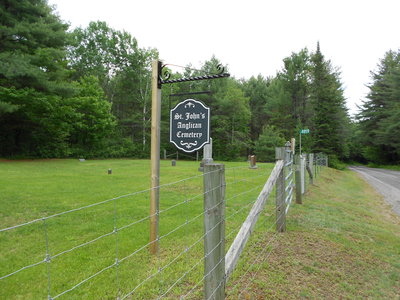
(291, 137, 296, 154)
(150, 60, 161, 254)
(300, 154, 305, 194)
(295, 170, 302, 204)
(295, 155, 302, 204)
(275, 147, 286, 232)
(306, 153, 314, 185)
(313, 153, 317, 178)
(203, 163, 225, 300)
(199, 138, 213, 172)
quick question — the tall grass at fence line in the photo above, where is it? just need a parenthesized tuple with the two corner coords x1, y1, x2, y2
(0, 159, 275, 299)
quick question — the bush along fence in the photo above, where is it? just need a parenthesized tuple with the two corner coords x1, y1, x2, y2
(0, 145, 327, 299)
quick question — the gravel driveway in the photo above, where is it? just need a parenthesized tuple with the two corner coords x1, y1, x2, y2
(349, 166, 400, 217)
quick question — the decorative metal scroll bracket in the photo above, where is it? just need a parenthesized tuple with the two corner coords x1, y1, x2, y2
(157, 62, 230, 88)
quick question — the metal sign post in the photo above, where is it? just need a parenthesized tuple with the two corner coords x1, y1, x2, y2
(299, 129, 310, 155)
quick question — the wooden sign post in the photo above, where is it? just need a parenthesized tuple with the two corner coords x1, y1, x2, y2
(149, 59, 229, 255)
(150, 60, 161, 255)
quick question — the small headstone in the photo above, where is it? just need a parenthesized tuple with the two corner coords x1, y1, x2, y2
(171, 160, 176, 166)
(108, 168, 112, 175)
(249, 155, 258, 169)
(79, 158, 85, 162)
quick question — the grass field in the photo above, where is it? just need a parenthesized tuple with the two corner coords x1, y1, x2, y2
(0, 159, 275, 299)
(226, 167, 400, 299)
(1, 159, 399, 299)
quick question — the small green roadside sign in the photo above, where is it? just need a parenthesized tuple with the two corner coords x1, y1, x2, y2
(300, 129, 310, 134)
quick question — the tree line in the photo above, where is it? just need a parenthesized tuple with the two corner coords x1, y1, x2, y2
(0, 0, 398, 166)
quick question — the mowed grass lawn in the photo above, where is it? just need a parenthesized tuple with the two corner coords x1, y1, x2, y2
(226, 167, 400, 299)
(1, 159, 399, 299)
(0, 159, 275, 299)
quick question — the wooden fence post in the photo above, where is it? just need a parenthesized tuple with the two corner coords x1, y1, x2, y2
(203, 163, 225, 300)
(295, 168, 302, 204)
(295, 155, 302, 204)
(306, 153, 314, 185)
(275, 147, 286, 232)
(300, 154, 306, 194)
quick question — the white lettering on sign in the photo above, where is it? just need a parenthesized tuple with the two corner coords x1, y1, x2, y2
(170, 99, 210, 153)
(176, 131, 203, 138)
(177, 122, 202, 130)
(174, 113, 183, 120)
(185, 112, 201, 120)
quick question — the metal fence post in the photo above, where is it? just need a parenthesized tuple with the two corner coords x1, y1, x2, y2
(275, 147, 286, 232)
(203, 163, 225, 300)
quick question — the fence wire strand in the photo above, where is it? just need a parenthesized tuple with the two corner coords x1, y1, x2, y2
(1, 154, 327, 299)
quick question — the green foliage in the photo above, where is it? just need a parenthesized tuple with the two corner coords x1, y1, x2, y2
(254, 125, 286, 162)
(0, 0, 74, 96)
(263, 77, 292, 137)
(327, 154, 347, 170)
(0, 77, 116, 158)
(0, 3, 359, 161)
(212, 79, 251, 160)
(243, 45, 350, 162)
(309, 43, 350, 160)
(68, 21, 158, 150)
(242, 75, 270, 141)
(0, 86, 71, 157)
(66, 76, 116, 157)
(165, 57, 251, 160)
(0, 0, 76, 157)
(280, 49, 312, 134)
(357, 49, 400, 164)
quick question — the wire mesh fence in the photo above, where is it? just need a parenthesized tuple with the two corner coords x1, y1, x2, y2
(0, 151, 327, 299)
(0, 162, 274, 299)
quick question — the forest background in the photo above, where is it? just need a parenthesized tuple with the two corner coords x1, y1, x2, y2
(1, 0, 399, 167)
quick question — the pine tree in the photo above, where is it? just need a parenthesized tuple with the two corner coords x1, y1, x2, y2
(0, 1, 116, 157)
(309, 43, 349, 160)
(0, 0, 72, 95)
(358, 50, 400, 163)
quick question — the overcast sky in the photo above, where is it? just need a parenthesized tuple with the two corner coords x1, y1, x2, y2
(49, 0, 399, 115)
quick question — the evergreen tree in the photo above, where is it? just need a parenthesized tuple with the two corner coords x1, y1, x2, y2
(241, 75, 270, 142)
(280, 49, 311, 131)
(358, 50, 400, 163)
(0, 0, 73, 96)
(254, 125, 286, 162)
(309, 43, 349, 160)
(0, 0, 74, 156)
(0, 2, 117, 158)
